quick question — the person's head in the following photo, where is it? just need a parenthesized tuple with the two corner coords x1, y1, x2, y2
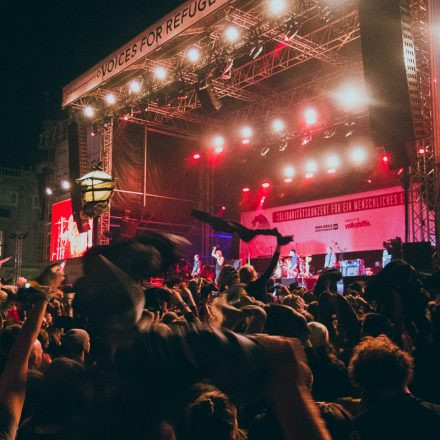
(315, 402, 355, 440)
(217, 265, 239, 291)
(314, 268, 342, 296)
(238, 264, 258, 284)
(307, 321, 330, 348)
(361, 313, 392, 339)
(349, 335, 413, 402)
(289, 249, 296, 257)
(186, 390, 239, 440)
(194, 254, 200, 262)
(61, 329, 90, 363)
(326, 246, 332, 254)
(265, 304, 309, 343)
(29, 339, 43, 370)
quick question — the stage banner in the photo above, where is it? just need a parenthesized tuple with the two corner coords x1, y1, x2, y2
(62, 0, 231, 106)
(240, 186, 405, 259)
(50, 199, 93, 261)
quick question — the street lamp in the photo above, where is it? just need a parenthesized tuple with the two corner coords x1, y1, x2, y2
(76, 165, 116, 218)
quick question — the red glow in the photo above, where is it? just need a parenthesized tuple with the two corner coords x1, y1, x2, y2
(305, 172, 314, 179)
(305, 107, 318, 125)
(215, 146, 223, 154)
(418, 148, 426, 154)
(221, 206, 226, 210)
(242, 138, 250, 145)
(382, 154, 389, 163)
(262, 182, 270, 188)
(193, 153, 201, 160)
(242, 187, 250, 192)
(259, 195, 266, 207)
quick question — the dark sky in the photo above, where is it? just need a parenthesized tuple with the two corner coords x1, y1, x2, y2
(0, 0, 185, 168)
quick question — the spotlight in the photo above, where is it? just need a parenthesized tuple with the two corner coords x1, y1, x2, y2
(215, 146, 223, 154)
(61, 180, 71, 190)
(305, 107, 317, 125)
(83, 106, 94, 118)
(242, 139, 250, 145)
(382, 154, 389, 164)
(272, 118, 285, 133)
(334, 84, 368, 110)
(45, 187, 53, 196)
(193, 153, 201, 160)
(187, 47, 201, 63)
(262, 182, 270, 189)
(225, 25, 240, 43)
(105, 93, 116, 105)
(284, 177, 293, 183)
(221, 206, 226, 211)
(154, 66, 167, 80)
(351, 147, 367, 164)
(325, 155, 340, 173)
(418, 147, 426, 154)
(305, 160, 318, 177)
(213, 135, 225, 148)
(283, 165, 295, 178)
(267, 0, 287, 16)
(301, 132, 312, 146)
(129, 80, 141, 93)
(260, 146, 270, 157)
(241, 126, 253, 138)
(242, 187, 250, 192)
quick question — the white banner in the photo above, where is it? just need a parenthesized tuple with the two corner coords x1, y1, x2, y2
(240, 186, 405, 259)
(62, 0, 231, 107)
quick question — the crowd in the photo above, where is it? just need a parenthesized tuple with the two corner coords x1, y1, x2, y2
(0, 232, 439, 439)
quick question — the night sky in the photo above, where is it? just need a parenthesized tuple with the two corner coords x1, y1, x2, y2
(0, 0, 185, 169)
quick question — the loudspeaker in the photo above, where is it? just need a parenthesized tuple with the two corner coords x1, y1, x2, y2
(359, 0, 416, 169)
(197, 81, 222, 113)
(403, 242, 432, 271)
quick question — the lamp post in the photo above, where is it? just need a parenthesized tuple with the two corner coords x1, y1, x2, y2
(76, 165, 116, 218)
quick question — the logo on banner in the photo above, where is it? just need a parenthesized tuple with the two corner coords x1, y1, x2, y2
(315, 223, 339, 232)
(344, 218, 372, 229)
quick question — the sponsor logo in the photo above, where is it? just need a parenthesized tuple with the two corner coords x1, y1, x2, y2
(344, 218, 371, 229)
(315, 223, 338, 232)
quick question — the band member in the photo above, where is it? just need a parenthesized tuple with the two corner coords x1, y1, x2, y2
(288, 249, 299, 278)
(191, 254, 202, 278)
(211, 246, 225, 284)
(324, 246, 336, 269)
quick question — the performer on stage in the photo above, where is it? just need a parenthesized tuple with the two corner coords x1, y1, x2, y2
(211, 246, 224, 284)
(288, 249, 299, 278)
(191, 254, 202, 278)
(324, 246, 336, 269)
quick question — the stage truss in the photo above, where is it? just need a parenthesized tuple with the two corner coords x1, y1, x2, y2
(58, 0, 439, 265)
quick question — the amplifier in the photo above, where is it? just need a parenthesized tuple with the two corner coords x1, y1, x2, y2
(341, 259, 365, 276)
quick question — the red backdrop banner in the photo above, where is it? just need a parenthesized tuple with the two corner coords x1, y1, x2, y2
(240, 186, 405, 259)
(50, 199, 93, 261)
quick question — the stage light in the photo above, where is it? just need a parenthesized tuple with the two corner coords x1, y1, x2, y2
(154, 66, 167, 81)
(187, 47, 201, 63)
(334, 84, 368, 110)
(305, 107, 317, 125)
(259, 195, 266, 207)
(225, 25, 240, 43)
(129, 80, 141, 93)
(242, 187, 250, 193)
(283, 165, 295, 178)
(284, 177, 293, 183)
(351, 147, 367, 164)
(61, 180, 71, 190)
(262, 182, 271, 189)
(83, 106, 94, 118)
(213, 135, 225, 148)
(241, 126, 253, 138)
(418, 147, 426, 154)
(45, 187, 53, 196)
(382, 154, 389, 164)
(242, 139, 250, 145)
(305, 160, 318, 177)
(221, 206, 226, 211)
(272, 118, 285, 133)
(267, 0, 287, 16)
(105, 93, 116, 105)
(193, 153, 201, 160)
(325, 155, 340, 173)
(215, 146, 223, 154)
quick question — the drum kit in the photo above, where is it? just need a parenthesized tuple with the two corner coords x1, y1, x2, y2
(274, 254, 313, 280)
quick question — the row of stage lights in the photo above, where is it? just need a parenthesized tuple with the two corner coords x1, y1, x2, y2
(45, 179, 71, 195)
(80, 0, 348, 120)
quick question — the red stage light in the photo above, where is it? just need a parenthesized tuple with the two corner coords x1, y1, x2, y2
(262, 182, 270, 188)
(418, 148, 426, 154)
(242, 138, 250, 145)
(193, 153, 201, 159)
(242, 187, 250, 192)
(259, 195, 266, 207)
(221, 206, 226, 211)
(214, 146, 223, 154)
(382, 154, 389, 163)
